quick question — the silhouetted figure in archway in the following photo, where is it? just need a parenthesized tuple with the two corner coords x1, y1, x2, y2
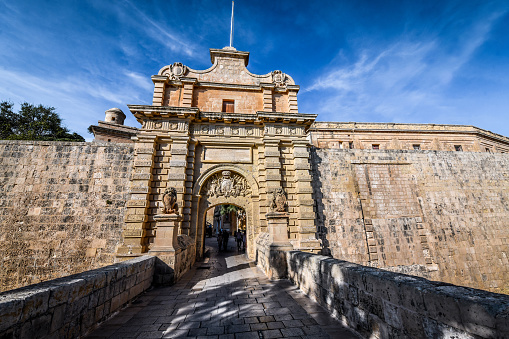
(236, 230, 242, 251)
(222, 230, 230, 251)
(217, 229, 223, 251)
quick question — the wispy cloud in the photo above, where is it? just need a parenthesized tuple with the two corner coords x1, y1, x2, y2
(123, 0, 198, 58)
(125, 71, 154, 91)
(305, 8, 507, 124)
(0, 67, 148, 140)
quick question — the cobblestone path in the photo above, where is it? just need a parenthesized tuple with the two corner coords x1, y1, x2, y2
(86, 238, 359, 339)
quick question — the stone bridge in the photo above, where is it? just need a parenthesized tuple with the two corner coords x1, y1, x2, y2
(1, 236, 508, 339)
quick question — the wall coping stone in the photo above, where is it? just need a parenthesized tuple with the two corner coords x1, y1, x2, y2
(0, 255, 155, 338)
(285, 250, 509, 338)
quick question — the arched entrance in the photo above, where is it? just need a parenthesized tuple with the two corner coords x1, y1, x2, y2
(207, 204, 246, 236)
(192, 165, 259, 260)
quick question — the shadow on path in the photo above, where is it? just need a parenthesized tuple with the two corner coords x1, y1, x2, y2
(85, 237, 360, 339)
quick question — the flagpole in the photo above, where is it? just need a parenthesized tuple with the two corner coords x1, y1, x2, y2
(230, 1, 234, 47)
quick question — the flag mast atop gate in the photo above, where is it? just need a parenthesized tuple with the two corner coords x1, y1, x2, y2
(230, 1, 234, 48)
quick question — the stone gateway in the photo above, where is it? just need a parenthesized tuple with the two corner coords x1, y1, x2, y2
(0, 46, 508, 296)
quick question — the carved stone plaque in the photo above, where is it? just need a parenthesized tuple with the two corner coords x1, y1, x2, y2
(203, 147, 251, 163)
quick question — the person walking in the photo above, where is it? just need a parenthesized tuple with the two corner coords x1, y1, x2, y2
(217, 230, 223, 251)
(236, 230, 243, 251)
(222, 230, 230, 251)
(242, 231, 247, 251)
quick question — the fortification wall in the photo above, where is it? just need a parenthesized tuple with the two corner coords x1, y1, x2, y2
(0, 141, 134, 293)
(312, 148, 509, 293)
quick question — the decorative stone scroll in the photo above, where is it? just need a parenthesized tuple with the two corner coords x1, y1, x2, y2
(270, 187, 288, 212)
(164, 62, 187, 80)
(272, 70, 289, 88)
(202, 170, 251, 198)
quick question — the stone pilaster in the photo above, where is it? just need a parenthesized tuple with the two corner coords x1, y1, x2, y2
(288, 88, 299, 113)
(151, 75, 167, 106)
(166, 135, 191, 230)
(263, 139, 283, 232)
(182, 141, 196, 231)
(292, 140, 321, 253)
(180, 78, 196, 107)
(261, 84, 275, 111)
(117, 135, 157, 258)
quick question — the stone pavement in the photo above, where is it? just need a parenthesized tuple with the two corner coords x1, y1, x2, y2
(85, 237, 360, 339)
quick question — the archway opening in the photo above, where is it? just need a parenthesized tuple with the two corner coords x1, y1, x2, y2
(193, 167, 259, 259)
(203, 203, 247, 253)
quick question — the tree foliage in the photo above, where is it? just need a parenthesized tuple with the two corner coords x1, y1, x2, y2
(0, 101, 84, 141)
(219, 204, 241, 216)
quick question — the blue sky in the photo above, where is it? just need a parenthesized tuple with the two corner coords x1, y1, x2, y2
(1, 0, 509, 140)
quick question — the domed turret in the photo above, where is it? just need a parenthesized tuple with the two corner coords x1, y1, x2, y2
(104, 108, 126, 125)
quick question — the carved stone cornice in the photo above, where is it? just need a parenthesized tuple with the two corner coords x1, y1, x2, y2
(256, 112, 317, 126)
(128, 105, 199, 122)
(127, 106, 317, 130)
(197, 112, 258, 124)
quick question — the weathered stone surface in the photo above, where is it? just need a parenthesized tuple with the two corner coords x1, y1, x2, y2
(0, 255, 154, 338)
(311, 148, 509, 293)
(0, 141, 134, 293)
(285, 250, 509, 339)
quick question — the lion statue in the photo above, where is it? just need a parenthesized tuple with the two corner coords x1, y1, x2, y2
(162, 187, 179, 214)
(270, 187, 288, 212)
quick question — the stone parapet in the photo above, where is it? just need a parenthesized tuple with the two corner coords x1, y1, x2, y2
(0, 256, 155, 339)
(286, 251, 509, 339)
(310, 121, 509, 152)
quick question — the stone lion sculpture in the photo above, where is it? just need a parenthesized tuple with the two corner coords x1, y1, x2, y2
(162, 187, 179, 214)
(270, 187, 287, 212)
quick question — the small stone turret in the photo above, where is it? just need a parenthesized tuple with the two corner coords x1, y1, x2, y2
(88, 108, 138, 143)
(104, 108, 126, 125)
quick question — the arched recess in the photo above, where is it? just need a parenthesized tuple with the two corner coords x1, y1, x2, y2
(191, 165, 259, 259)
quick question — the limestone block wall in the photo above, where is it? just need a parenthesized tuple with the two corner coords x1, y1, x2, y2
(0, 141, 134, 293)
(286, 251, 509, 339)
(0, 255, 154, 339)
(192, 88, 263, 113)
(311, 148, 509, 293)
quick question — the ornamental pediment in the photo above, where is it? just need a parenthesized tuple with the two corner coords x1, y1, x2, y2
(157, 47, 295, 87)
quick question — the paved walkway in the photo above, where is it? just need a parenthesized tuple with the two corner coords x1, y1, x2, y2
(86, 237, 360, 339)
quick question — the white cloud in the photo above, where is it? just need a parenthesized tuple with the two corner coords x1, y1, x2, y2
(0, 67, 147, 141)
(305, 9, 507, 125)
(123, 1, 198, 58)
(125, 71, 155, 92)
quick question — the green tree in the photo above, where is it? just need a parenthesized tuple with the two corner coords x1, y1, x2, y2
(219, 204, 240, 216)
(0, 101, 84, 141)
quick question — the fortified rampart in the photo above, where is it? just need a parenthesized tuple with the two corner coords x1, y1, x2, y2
(1, 141, 509, 295)
(312, 147, 509, 293)
(0, 141, 134, 293)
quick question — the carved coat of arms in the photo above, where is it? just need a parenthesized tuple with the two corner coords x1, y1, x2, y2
(272, 70, 288, 88)
(204, 170, 251, 198)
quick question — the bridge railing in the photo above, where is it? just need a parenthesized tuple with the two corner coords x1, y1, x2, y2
(284, 251, 509, 338)
(0, 255, 155, 338)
